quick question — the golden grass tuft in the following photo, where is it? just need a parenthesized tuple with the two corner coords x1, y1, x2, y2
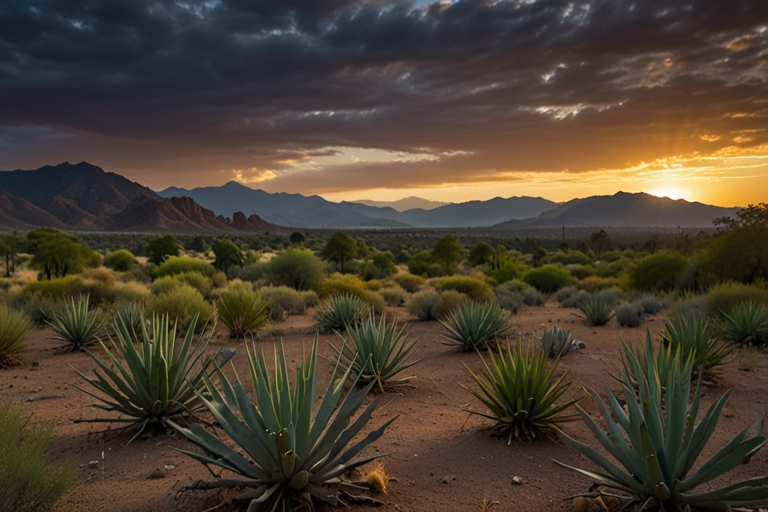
(363, 460, 389, 494)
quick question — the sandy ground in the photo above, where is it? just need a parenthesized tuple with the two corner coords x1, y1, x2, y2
(2, 299, 768, 512)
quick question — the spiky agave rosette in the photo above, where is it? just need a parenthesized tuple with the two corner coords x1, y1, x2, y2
(170, 334, 396, 511)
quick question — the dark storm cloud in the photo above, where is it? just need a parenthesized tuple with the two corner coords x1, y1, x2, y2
(0, 0, 766, 191)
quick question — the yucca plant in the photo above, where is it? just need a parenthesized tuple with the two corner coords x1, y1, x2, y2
(721, 301, 768, 346)
(109, 302, 145, 342)
(576, 296, 615, 326)
(46, 294, 107, 352)
(557, 341, 768, 510)
(0, 305, 33, 368)
(660, 313, 732, 379)
(440, 301, 510, 351)
(72, 312, 233, 443)
(313, 293, 367, 332)
(329, 313, 423, 392)
(540, 326, 573, 358)
(615, 332, 678, 396)
(462, 340, 578, 443)
(217, 285, 267, 340)
(169, 336, 396, 511)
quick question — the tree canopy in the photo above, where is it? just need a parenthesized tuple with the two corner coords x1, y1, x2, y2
(28, 228, 101, 280)
(145, 234, 182, 266)
(212, 237, 244, 273)
(703, 203, 768, 283)
(321, 232, 358, 273)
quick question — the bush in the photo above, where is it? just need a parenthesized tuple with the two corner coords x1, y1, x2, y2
(406, 290, 441, 321)
(463, 341, 578, 442)
(313, 294, 368, 332)
(575, 275, 625, 293)
(122, 264, 152, 284)
(258, 286, 305, 322)
(705, 282, 768, 318)
(81, 267, 118, 286)
(300, 290, 319, 310)
(558, 288, 589, 308)
(576, 296, 614, 326)
(639, 294, 665, 315)
(146, 284, 214, 327)
(104, 249, 137, 271)
(488, 261, 527, 284)
(151, 272, 213, 298)
(0, 306, 32, 368)
(235, 261, 269, 283)
(494, 283, 523, 313)
(440, 301, 510, 351)
(570, 265, 595, 280)
(318, 273, 367, 299)
(669, 294, 707, 320)
(0, 401, 77, 511)
(265, 247, 325, 291)
(380, 285, 407, 307)
(365, 291, 387, 316)
(593, 286, 622, 305)
(522, 287, 546, 306)
(153, 256, 216, 279)
(407, 250, 444, 277)
(629, 251, 688, 291)
(5, 294, 61, 325)
(217, 284, 267, 339)
(721, 301, 768, 346)
(594, 257, 634, 278)
(433, 275, 494, 302)
(437, 290, 469, 318)
(23, 276, 83, 300)
(615, 302, 643, 327)
(393, 273, 425, 293)
(551, 251, 592, 265)
(523, 265, 571, 293)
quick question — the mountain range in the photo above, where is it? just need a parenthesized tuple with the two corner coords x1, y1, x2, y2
(352, 196, 450, 211)
(0, 162, 740, 232)
(0, 162, 281, 233)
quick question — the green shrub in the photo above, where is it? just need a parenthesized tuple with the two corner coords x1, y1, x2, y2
(146, 284, 214, 327)
(380, 285, 407, 306)
(488, 261, 527, 284)
(330, 313, 422, 392)
(494, 283, 523, 313)
(46, 294, 107, 352)
(721, 301, 768, 346)
(522, 287, 546, 306)
(638, 294, 665, 315)
(0, 401, 77, 511)
(170, 337, 394, 512)
(669, 294, 707, 320)
(576, 296, 614, 326)
(313, 294, 368, 332)
(440, 301, 510, 352)
(318, 273, 367, 299)
(217, 284, 267, 339)
(556, 334, 768, 511)
(433, 275, 494, 302)
(523, 265, 572, 293)
(153, 256, 216, 278)
(551, 251, 592, 265)
(265, 246, 325, 291)
(258, 286, 305, 322)
(300, 290, 319, 310)
(629, 251, 688, 291)
(575, 275, 625, 293)
(104, 249, 137, 271)
(122, 264, 152, 283)
(407, 250, 444, 277)
(393, 273, 425, 293)
(594, 256, 634, 278)
(463, 341, 578, 442)
(151, 272, 213, 298)
(364, 291, 387, 316)
(540, 326, 573, 358)
(705, 282, 768, 318)
(615, 302, 643, 327)
(235, 261, 269, 283)
(661, 313, 732, 378)
(437, 290, 469, 318)
(23, 276, 83, 300)
(406, 290, 441, 321)
(570, 265, 595, 280)
(0, 306, 32, 368)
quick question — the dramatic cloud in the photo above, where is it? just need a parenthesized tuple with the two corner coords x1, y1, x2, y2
(0, 0, 766, 202)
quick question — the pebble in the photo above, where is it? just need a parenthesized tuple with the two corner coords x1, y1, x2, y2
(512, 476, 523, 485)
(148, 468, 166, 479)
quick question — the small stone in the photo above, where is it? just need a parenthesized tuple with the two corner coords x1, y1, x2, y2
(88, 460, 100, 467)
(148, 468, 166, 479)
(512, 476, 523, 485)
(441, 476, 450, 484)
(573, 496, 588, 512)
(164, 465, 175, 471)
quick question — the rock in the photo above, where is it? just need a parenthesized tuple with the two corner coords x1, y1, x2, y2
(573, 496, 588, 512)
(512, 476, 523, 485)
(148, 468, 166, 479)
(88, 460, 99, 467)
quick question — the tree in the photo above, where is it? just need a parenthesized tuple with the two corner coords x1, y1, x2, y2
(321, 232, 358, 273)
(629, 251, 689, 291)
(28, 229, 101, 280)
(703, 203, 768, 283)
(212, 237, 244, 273)
(266, 247, 325, 291)
(188, 235, 209, 253)
(590, 229, 608, 260)
(0, 238, 10, 277)
(145, 234, 182, 266)
(468, 242, 496, 267)
(431, 235, 463, 274)
(371, 252, 397, 278)
(289, 232, 306, 245)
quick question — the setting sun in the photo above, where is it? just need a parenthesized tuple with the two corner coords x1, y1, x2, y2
(648, 187, 690, 201)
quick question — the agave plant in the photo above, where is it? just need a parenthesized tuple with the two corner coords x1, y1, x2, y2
(660, 313, 732, 378)
(47, 294, 107, 352)
(169, 335, 396, 511)
(0, 305, 32, 368)
(721, 301, 768, 346)
(217, 285, 267, 340)
(614, 332, 678, 396)
(73, 312, 233, 443)
(540, 326, 573, 358)
(555, 336, 768, 511)
(109, 302, 145, 341)
(440, 301, 510, 352)
(462, 340, 579, 443)
(329, 313, 423, 392)
(313, 293, 367, 332)
(576, 296, 615, 326)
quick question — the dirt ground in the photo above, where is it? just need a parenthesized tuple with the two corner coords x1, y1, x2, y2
(2, 299, 768, 512)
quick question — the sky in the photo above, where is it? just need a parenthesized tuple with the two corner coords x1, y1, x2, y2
(0, 0, 767, 207)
